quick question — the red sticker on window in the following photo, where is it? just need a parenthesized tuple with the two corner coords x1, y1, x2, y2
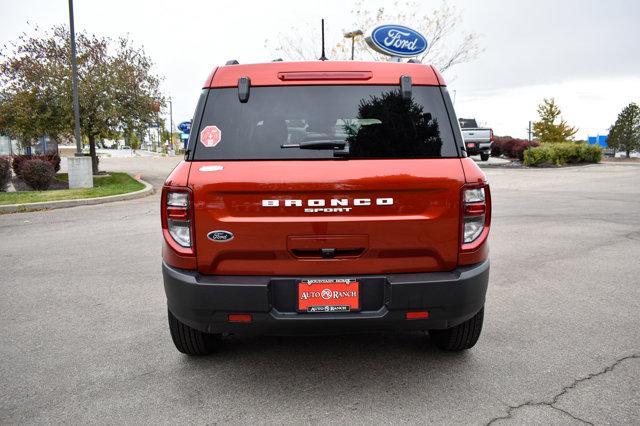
(200, 125, 222, 148)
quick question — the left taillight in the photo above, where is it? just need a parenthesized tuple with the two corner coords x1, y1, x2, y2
(162, 187, 194, 252)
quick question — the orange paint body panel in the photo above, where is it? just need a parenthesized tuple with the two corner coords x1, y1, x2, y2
(187, 159, 465, 275)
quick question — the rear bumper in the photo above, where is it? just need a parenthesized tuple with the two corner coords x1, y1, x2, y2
(466, 142, 492, 155)
(163, 259, 489, 335)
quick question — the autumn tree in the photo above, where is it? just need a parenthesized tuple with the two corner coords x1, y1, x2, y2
(0, 29, 70, 148)
(264, 1, 481, 72)
(0, 26, 163, 173)
(532, 98, 578, 143)
(607, 103, 640, 158)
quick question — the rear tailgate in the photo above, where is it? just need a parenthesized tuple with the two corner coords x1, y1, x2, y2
(461, 128, 491, 144)
(190, 159, 464, 275)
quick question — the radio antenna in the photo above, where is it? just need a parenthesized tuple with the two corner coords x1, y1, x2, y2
(319, 19, 328, 61)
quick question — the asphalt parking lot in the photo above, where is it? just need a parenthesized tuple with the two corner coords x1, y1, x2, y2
(1, 158, 639, 424)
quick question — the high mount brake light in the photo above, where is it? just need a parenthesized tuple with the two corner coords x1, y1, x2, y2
(462, 187, 487, 244)
(163, 189, 193, 249)
(277, 71, 373, 81)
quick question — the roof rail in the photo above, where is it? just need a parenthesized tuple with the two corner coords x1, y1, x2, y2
(225, 59, 239, 65)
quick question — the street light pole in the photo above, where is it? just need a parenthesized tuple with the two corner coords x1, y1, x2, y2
(351, 37, 355, 60)
(68, 0, 83, 156)
(344, 30, 363, 60)
(169, 97, 173, 153)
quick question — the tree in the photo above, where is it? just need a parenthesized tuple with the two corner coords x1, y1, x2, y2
(0, 29, 71, 149)
(129, 132, 141, 151)
(607, 103, 640, 158)
(264, 1, 482, 72)
(0, 26, 163, 173)
(532, 98, 578, 143)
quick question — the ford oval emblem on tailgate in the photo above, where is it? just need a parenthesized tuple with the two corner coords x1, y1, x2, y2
(207, 230, 234, 242)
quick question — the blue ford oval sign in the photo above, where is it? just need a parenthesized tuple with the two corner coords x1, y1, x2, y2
(365, 24, 428, 58)
(207, 230, 234, 242)
(177, 121, 191, 134)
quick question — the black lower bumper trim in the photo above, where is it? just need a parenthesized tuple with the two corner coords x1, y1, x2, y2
(163, 259, 489, 335)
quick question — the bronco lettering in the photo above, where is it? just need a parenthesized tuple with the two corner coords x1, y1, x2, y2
(262, 197, 394, 208)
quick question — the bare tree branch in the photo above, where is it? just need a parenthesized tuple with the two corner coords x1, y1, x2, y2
(265, 0, 482, 72)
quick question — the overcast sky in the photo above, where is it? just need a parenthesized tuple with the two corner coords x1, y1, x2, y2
(1, 0, 639, 139)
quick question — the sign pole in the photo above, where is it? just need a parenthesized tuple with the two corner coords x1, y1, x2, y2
(68, 0, 83, 157)
(169, 97, 173, 153)
(66, 0, 93, 188)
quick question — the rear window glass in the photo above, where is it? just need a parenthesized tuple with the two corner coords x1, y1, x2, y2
(459, 118, 478, 128)
(192, 85, 459, 160)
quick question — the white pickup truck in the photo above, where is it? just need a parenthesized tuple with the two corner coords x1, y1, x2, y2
(459, 118, 493, 161)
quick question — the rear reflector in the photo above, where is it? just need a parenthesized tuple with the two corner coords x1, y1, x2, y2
(277, 71, 373, 81)
(464, 203, 486, 216)
(406, 311, 429, 320)
(228, 313, 252, 323)
(167, 207, 188, 220)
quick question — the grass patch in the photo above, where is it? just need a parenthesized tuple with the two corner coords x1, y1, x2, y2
(0, 172, 145, 205)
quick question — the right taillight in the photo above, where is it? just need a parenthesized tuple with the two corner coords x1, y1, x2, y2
(463, 187, 486, 243)
(461, 185, 491, 250)
(162, 187, 194, 253)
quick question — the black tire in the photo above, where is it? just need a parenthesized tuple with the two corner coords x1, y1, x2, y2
(429, 307, 484, 351)
(480, 153, 490, 161)
(168, 309, 221, 355)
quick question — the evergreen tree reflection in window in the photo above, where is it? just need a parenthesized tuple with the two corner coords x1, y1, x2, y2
(345, 90, 442, 158)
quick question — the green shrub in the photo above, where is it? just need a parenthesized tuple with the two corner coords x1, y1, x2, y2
(524, 142, 602, 167)
(0, 156, 11, 192)
(550, 143, 580, 165)
(523, 145, 553, 166)
(577, 143, 602, 163)
(21, 159, 55, 190)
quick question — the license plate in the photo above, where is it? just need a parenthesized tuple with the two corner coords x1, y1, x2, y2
(297, 279, 359, 313)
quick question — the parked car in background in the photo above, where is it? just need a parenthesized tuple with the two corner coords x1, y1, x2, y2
(459, 118, 493, 161)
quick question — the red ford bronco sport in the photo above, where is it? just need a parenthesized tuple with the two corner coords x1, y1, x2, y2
(161, 60, 491, 355)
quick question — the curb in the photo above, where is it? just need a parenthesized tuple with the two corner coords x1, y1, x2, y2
(0, 177, 155, 214)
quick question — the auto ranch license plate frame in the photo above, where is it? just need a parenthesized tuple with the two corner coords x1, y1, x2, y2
(297, 279, 360, 313)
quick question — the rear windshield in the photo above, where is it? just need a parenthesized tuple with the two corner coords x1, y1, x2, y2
(192, 85, 459, 160)
(459, 118, 478, 128)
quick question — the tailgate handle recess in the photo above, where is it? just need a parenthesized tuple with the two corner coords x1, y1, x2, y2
(287, 235, 369, 259)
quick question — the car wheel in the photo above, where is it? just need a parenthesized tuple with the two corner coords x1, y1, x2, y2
(168, 308, 221, 355)
(429, 307, 484, 351)
(480, 153, 490, 161)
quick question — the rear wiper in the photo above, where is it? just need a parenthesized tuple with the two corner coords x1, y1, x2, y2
(281, 140, 346, 150)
